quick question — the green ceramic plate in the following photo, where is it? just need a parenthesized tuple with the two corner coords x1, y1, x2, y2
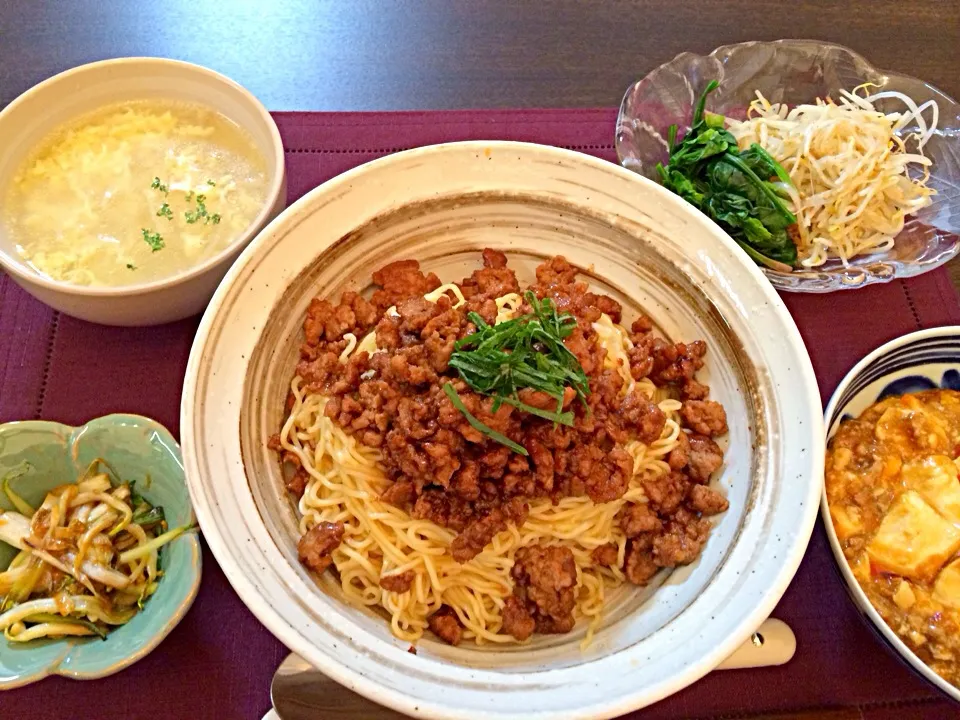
(0, 414, 201, 689)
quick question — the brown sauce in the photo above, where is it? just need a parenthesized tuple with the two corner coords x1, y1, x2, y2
(826, 389, 960, 687)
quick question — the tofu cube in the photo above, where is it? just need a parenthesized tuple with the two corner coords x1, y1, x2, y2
(902, 455, 960, 524)
(934, 558, 960, 609)
(867, 490, 960, 581)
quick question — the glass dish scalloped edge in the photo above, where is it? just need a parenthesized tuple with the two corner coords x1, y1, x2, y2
(616, 39, 960, 293)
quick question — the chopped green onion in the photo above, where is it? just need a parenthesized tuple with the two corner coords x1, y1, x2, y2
(137, 581, 160, 611)
(118, 522, 197, 565)
(2, 463, 34, 516)
(1, 557, 43, 612)
(79, 458, 123, 488)
(132, 505, 165, 528)
(23, 613, 107, 640)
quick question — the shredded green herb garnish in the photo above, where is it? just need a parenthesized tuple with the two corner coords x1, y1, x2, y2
(141, 229, 165, 252)
(442, 383, 528, 456)
(150, 177, 169, 195)
(156, 202, 173, 220)
(206, 179, 216, 186)
(126, 263, 137, 270)
(442, 291, 590, 452)
(450, 291, 588, 420)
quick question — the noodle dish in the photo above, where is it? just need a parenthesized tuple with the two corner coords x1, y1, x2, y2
(181, 141, 823, 719)
(273, 250, 730, 646)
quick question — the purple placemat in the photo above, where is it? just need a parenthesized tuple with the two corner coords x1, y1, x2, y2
(2, 108, 960, 720)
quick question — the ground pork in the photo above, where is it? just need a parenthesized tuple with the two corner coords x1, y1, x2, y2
(297, 521, 345, 573)
(276, 252, 731, 643)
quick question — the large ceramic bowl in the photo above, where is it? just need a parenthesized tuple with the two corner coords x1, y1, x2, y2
(616, 40, 960, 293)
(0, 414, 201, 689)
(0, 57, 287, 326)
(181, 141, 823, 719)
(822, 326, 960, 703)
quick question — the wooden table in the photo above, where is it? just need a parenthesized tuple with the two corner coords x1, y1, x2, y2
(2, 0, 957, 288)
(1, 3, 959, 719)
(2, 1, 957, 111)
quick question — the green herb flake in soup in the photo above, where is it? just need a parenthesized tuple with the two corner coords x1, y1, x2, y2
(141, 229, 165, 253)
(1, 100, 268, 286)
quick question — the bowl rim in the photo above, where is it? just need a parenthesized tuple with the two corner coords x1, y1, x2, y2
(820, 325, 960, 703)
(0, 56, 286, 297)
(181, 139, 824, 719)
(0, 413, 202, 689)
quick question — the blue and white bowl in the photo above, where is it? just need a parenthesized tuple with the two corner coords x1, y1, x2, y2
(822, 325, 960, 702)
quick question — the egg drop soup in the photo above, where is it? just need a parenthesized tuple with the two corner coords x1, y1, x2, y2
(1, 100, 268, 286)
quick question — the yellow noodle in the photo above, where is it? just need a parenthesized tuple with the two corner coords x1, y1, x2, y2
(282, 315, 682, 645)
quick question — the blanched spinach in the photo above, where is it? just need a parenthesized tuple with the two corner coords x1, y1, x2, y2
(655, 80, 799, 269)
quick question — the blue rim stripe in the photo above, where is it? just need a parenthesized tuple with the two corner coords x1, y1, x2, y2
(831, 334, 960, 426)
(837, 352, 960, 409)
(834, 338, 960, 410)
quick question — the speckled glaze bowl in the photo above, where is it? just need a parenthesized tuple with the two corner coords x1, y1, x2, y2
(617, 40, 960, 293)
(0, 57, 287, 326)
(823, 326, 960, 703)
(0, 414, 201, 689)
(181, 141, 823, 719)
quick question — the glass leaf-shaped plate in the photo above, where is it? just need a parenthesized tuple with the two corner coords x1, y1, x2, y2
(616, 39, 960, 293)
